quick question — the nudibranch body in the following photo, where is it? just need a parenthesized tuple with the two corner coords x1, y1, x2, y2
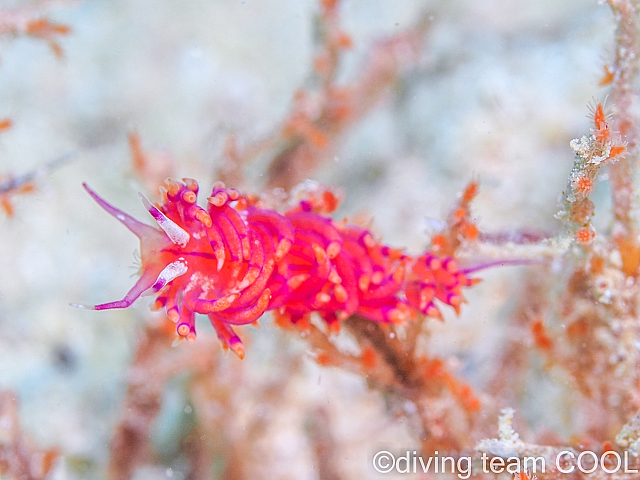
(79, 179, 479, 358)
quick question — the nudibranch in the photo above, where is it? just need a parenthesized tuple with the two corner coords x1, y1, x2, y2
(77, 179, 480, 358)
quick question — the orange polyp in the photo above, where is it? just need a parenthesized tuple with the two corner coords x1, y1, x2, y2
(576, 227, 596, 244)
(322, 190, 340, 212)
(0, 118, 12, 132)
(335, 32, 353, 49)
(608, 145, 626, 160)
(177, 324, 190, 336)
(616, 236, 640, 277)
(462, 182, 478, 203)
(457, 383, 481, 412)
(1, 197, 14, 217)
(361, 347, 377, 369)
(453, 208, 466, 221)
(599, 65, 615, 86)
(430, 235, 446, 252)
(313, 53, 331, 77)
(593, 103, 607, 132)
(25, 19, 71, 36)
(531, 319, 553, 350)
(315, 352, 333, 366)
(574, 176, 594, 194)
(591, 102, 612, 144)
(462, 222, 479, 240)
(18, 183, 35, 196)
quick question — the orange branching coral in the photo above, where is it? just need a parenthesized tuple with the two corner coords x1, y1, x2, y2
(0, 153, 73, 217)
(128, 131, 175, 194)
(0, 2, 71, 58)
(211, 0, 428, 190)
(0, 118, 11, 132)
(0, 119, 26, 217)
(265, 20, 427, 189)
(0, 177, 35, 217)
(557, 101, 627, 243)
(530, 318, 553, 351)
(431, 180, 480, 257)
(0, 392, 59, 480)
(77, 179, 483, 358)
(419, 356, 481, 412)
(0, 0, 72, 217)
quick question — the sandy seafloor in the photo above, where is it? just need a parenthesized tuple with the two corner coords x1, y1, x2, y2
(0, 0, 621, 478)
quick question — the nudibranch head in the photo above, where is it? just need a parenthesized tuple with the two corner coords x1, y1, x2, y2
(77, 180, 285, 358)
(77, 183, 183, 311)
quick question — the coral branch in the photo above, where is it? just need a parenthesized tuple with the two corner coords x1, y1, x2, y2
(0, 152, 74, 217)
(557, 101, 626, 244)
(606, 0, 640, 241)
(0, 392, 58, 480)
(0, 1, 72, 58)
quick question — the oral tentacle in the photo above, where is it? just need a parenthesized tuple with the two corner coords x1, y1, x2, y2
(92, 268, 163, 310)
(82, 183, 163, 242)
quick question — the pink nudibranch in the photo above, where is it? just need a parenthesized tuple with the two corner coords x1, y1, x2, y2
(76, 179, 480, 358)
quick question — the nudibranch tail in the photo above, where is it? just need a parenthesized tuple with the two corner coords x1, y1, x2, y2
(79, 178, 483, 358)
